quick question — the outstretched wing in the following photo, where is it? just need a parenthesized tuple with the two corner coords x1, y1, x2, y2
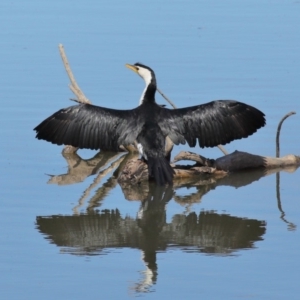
(34, 104, 142, 151)
(159, 100, 266, 148)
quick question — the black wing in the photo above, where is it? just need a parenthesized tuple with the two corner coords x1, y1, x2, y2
(159, 100, 266, 148)
(34, 104, 142, 151)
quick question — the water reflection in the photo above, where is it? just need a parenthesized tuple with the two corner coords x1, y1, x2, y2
(36, 198, 266, 256)
(36, 182, 266, 293)
(276, 172, 297, 231)
(36, 150, 298, 293)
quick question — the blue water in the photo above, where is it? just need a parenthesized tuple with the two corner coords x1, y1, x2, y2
(1, 0, 300, 299)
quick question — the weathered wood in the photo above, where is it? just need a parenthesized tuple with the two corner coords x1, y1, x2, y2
(59, 44, 91, 105)
(118, 151, 300, 184)
(173, 151, 215, 167)
(215, 151, 300, 172)
(118, 158, 149, 184)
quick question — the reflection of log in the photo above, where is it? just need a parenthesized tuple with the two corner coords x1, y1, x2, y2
(118, 151, 300, 184)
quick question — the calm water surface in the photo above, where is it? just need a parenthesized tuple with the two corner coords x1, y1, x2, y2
(1, 1, 300, 299)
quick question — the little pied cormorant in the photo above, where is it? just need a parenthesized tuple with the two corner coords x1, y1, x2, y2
(34, 63, 266, 185)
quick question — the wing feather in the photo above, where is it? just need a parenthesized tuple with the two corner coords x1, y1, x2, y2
(34, 104, 141, 151)
(159, 100, 265, 148)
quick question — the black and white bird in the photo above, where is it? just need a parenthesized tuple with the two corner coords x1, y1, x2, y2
(34, 63, 266, 185)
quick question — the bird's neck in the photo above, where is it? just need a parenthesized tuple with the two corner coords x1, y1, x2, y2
(139, 78, 157, 105)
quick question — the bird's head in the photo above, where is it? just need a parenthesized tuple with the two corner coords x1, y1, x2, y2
(126, 63, 156, 87)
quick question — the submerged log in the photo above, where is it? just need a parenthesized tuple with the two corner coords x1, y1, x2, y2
(215, 151, 300, 172)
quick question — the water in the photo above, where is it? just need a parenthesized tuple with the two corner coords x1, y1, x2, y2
(1, 0, 300, 299)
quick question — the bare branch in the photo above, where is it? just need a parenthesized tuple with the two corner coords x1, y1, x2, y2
(172, 151, 215, 167)
(157, 87, 177, 109)
(217, 145, 228, 155)
(58, 44, 91, 104)
(276, 111, 296, 157)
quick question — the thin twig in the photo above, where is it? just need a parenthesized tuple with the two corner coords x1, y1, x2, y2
(217, 145, 228, 155)
(276, 111, 296, 157)
(157, 87, 177, 109)
(156, 87, 175, 157)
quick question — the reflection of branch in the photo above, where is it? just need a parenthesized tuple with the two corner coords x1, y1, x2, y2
(87, 177, 119, 211)
(173, 185, 211, 206)
(276, 111, 296, 157)
(73, 155, 126, 214)
(276, 172, 297, 231)
(48, 151, 121, 185)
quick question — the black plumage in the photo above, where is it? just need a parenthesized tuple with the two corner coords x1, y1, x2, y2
(34, 63, 266, 185)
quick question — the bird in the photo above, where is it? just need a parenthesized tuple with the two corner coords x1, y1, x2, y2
(34, 63, 266, 185)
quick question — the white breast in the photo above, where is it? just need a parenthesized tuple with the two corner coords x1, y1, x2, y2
(137, 143, 147, 160)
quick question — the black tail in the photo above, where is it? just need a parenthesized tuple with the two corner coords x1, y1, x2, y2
(137, 121, 174, 185)
(146, 155, 174, 185)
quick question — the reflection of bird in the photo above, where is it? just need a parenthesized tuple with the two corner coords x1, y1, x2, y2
(34, 63, 265, 185)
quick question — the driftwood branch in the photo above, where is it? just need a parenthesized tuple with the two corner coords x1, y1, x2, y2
(173, 151, 215, 166)
(59, 44, 91, 153)
(59, 44, 91, 104)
